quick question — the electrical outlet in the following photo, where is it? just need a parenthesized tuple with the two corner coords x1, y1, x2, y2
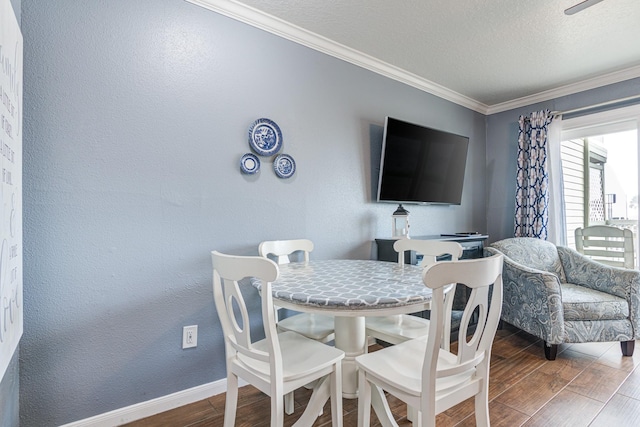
(182, 325, 198, 349)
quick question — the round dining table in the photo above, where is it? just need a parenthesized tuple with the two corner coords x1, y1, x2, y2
(251, 259, 437, 398)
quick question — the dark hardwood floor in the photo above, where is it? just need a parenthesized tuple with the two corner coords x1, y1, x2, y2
(124, 324, 640, 426)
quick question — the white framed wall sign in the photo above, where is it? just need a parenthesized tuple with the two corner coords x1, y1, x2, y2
(0, 0, 23, 380)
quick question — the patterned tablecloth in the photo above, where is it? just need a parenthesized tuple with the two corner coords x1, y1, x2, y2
(251, 259, 432, 311)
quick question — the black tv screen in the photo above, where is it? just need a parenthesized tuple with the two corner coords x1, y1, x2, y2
(376, 117, 469, 205)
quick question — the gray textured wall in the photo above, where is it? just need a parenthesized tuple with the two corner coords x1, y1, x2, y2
(19, 0, 486, 425)
(0, 350, 19, 427)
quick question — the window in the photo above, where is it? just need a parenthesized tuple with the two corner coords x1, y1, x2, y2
(560, 104, 640, 265)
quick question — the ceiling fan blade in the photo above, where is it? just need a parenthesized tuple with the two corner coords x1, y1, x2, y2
(564, 0, 605, 15)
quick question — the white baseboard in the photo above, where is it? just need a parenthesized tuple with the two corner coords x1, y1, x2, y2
(60, 377, 246, 427)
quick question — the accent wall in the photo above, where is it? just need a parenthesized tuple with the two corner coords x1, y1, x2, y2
(19, 0, 486, 425)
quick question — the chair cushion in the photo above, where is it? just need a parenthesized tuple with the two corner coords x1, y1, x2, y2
(561, 283, 629, 321)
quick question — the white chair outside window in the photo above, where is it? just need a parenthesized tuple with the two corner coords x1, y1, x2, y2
(575, 225, 635, 269)
(212, 251, 344, 427)
(356, 254, 504, 427)
(365, 239, 464, 349)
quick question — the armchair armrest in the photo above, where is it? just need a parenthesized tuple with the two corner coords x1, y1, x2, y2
(557, 246, 640, 297)
(558, 246, 640, 337)
(485, 247, 565, 344)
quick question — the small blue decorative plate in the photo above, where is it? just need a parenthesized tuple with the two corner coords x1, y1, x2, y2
(240, 153, 260, 174)
(248, 118, 283, 156)
(273, 154, 296, 179)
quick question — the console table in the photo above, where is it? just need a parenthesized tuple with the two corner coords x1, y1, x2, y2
(374, 234, 488, 264)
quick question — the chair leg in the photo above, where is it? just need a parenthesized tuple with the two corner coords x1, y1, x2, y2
(474, 379, 490, 427)
(544, 342, 558, 361)
(284, 391, 295, 415)
(330, 364, 343, 427)
(357, 371, 371, 427)
(272, 393, 284, 427)
(621, 340, 635, 356)
(224, 373, 238, 427)
(407, 404, 417, 424)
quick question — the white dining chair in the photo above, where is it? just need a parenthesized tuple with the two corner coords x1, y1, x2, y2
(212, 251, 344, 427)
(259, 239, 337, 415)
(356, 254, 503, 427)
(365, 239, 464, 349)
(258, 239, 335, 343)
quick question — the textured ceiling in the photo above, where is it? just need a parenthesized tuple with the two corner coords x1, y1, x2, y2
(227, 0, 640, 109)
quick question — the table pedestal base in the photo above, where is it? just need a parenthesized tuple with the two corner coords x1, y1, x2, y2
(334, 316, 366, 399)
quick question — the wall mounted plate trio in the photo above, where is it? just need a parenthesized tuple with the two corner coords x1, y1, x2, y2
(240, 118, 295, 178)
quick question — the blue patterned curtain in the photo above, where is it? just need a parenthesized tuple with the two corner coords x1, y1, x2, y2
(514, 110, 554, 239)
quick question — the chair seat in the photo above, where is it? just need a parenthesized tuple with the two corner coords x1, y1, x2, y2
(277, 313, 335, 342)
(561, 283, 629, 321)
(356, 337, 475, 397)
(237, 331, 344, 382)
(365, 314, 431, 345)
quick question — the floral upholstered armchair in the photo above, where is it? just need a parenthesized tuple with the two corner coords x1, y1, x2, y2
(486, 237, 640, 360)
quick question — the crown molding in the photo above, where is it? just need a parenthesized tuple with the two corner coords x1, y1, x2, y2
(186, 0, 640, 117)
(185, 0, 490, 114)
(486, 65, 640, 115)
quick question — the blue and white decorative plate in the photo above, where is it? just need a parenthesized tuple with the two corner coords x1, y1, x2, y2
(248, 118, 283, 156)
(273, 153, 296, 179)
(240, 153, 260, 174)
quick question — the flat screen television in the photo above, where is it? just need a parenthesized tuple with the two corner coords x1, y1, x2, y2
(376, 117, 469, 205)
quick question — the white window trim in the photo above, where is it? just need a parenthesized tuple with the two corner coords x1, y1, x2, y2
(561, 104, 640, 140)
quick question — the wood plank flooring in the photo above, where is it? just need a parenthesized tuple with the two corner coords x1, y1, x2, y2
(123, 324, 640, 426)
